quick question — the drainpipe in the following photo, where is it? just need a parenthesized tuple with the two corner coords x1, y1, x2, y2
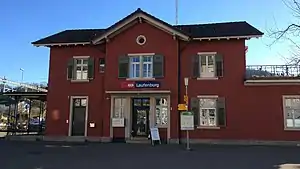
(177, 40, 181, 144)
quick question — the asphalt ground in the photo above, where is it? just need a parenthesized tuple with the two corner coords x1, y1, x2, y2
(0, 140, 300, 169)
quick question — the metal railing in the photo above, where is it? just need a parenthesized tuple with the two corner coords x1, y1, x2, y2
(245, 65, 300, 79)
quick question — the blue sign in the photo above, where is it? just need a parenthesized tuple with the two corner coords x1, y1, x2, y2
(135, 81, 160, 88)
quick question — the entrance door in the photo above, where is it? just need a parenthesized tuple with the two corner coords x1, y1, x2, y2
(131, 98, 150, 137)
(71, 98, 87, 136)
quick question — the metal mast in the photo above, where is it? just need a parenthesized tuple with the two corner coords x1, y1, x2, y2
(175, 0, 178, 25)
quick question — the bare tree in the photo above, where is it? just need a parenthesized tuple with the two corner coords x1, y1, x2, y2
(269, 0, 300, 64)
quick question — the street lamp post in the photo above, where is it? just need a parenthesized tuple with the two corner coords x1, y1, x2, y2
(20, 68, 24, 83)
(184, 77, 190, 150)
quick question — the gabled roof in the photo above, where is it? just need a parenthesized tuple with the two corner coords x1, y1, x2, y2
(32, 8, 263, 47)
(91, 8, 190, 44)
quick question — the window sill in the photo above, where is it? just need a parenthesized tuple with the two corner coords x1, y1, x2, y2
(155, 125, 168, 128)
(197, 126, 220, 130)
(196, 77, 219, 80)
(70, 79, 90, 83)
(284, 128, 300, 131)
(126, 78, 156, 81)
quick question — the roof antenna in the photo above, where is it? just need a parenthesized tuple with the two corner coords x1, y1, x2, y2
(175, 0, 178, 25)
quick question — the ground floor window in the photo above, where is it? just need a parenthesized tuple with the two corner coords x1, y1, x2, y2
(155, 97, 168, 126)
(283, 96, 300, 129)
(113, 98, 126, 118)
(191, 96, 226, 128)
(199, 98, 217, 127)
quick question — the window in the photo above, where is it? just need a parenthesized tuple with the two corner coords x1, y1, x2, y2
(113, 98, 126, 118)
(67, 57, 94, 81)
(284, 96, 300, 129)
(75, 58, 88, 80)
(200, 55, 215, 78)
(129, 55, 153, 78)
(191, 96, 226, 128)
(118, 54, 164, 78)
(199, 98, 217, 126)
(99, 58, 105, 73)
(155, 98, 168, 126)
(74, 98, 87, 107)
(192, 53, 223, 78)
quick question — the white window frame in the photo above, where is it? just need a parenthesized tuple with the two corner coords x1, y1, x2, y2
(73, 56, 89, 80)
(198, 52, 217, 79)
(113, 97, 126, 118)
(155, 97, 168, 127)
(283, 95, 300, 130)
(128, 53, 154, 79)
(197, 95, 220, 129)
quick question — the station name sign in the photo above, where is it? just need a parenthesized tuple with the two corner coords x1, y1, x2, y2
(121, 81, 160, 89)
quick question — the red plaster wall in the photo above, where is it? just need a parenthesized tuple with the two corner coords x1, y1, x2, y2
(46, 45, 107, 137)
(180, 40, 300, 141)
(104, 22, 179, 139)
(45, 22, 300, 142)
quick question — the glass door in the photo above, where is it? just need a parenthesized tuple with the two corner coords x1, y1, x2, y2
(131, 98, 150, 137)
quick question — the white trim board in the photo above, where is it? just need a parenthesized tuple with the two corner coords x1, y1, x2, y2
(105, 90, 171, 94)
(92, 13, 190, 44)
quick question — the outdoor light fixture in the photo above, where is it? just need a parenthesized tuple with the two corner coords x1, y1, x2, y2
(184, 77, 189, 86)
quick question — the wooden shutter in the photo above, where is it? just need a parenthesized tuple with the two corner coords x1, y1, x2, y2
(215, 54, 224, 77)
(217, 97, 226, 127)
(153, 54, 164, 78)
(88, 58, 94, 79)
(191, 97, 199, 127)
(67, 58, 74, 80)
(118, 55, 129, 78)
(192, 55, 200, 78)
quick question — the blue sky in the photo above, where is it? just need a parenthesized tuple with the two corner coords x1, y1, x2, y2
(0, 0, 295, 83)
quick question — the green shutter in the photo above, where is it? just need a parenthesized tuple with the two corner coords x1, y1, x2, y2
(192, 55, 199, 78)
(88, 58, 94, 79)
(215, 54, 224, 77)
(67, 58, 74, 80)
(217, 97, 226, 127)
(153, 54, 164, 78)
(191, 97, 199, 127)
(118, 55, 129, 78)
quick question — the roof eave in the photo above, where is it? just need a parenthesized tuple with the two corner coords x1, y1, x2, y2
(192, 34, 263, 41)
(32, 42, 91, 47)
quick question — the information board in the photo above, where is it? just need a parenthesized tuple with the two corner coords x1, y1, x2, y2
(150, 127, 160, 141)
(150, 127, 161, 145)
(180, 111, 194, 130)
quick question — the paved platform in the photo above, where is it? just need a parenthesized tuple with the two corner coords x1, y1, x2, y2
(0, 140, 300, 169)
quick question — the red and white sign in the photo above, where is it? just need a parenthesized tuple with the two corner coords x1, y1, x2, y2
(121, 81, 135, 88)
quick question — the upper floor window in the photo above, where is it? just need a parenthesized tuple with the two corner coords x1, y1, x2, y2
(192, 53, 223, 79)
(283, 96, 300, 129)
(99, 58, 105, 73)
(75, 58, 88, 80)
(67, 57, 94, 81)
(129, 55, 153, 78)
(118, 54, 164, 79)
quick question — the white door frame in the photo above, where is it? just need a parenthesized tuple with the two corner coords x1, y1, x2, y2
(109, 94, 170, 141)
(68, 96, 89, 137)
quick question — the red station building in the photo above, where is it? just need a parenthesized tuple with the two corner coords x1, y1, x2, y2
(32, 8, 300, 143)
